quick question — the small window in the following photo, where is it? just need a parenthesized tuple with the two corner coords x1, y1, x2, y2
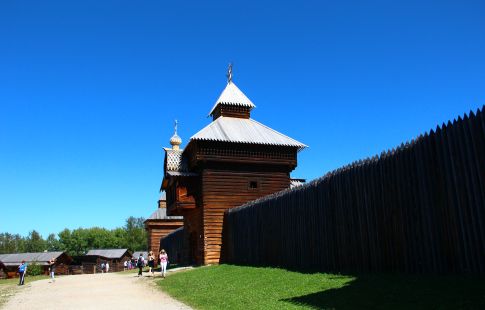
(249, 181, 259, 189)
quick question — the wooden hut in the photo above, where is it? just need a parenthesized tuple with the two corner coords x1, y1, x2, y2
(161, 67, 307, 265)
(0, 252, 72, 277)
(132, 251, 148, 261)
(144, 193, 184, 256)
(84, 249, 132, 273)
(0, 261, 6, 279)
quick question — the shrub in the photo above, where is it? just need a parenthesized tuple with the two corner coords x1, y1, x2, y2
(26, 262, 43, 276)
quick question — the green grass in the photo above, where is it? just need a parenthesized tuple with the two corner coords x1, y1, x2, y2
(0, 275, 49, 286)
(0, 275, 49, 307)
(157, 265, 485, 310)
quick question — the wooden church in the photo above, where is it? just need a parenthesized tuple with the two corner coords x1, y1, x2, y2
(161, 67, 307, 265)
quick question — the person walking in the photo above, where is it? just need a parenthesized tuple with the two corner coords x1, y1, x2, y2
(105, 262, 110, 273)
(48, 258, 56, 283)
(18, 260, 27, 286)
(137, 253, 145, 277)
(159, 249, 168, 279)
(148, 251, 155, 276)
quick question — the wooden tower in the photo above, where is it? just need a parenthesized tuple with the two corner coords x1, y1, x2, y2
(162, 67, 306, 265)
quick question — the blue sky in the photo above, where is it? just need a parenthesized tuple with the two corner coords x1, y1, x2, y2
(1, 0, 484, 237)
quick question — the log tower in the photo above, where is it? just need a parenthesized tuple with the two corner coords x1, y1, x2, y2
(161, 66, 307, 265)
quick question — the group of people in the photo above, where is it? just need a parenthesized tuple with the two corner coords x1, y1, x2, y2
(17, 257, 57, 286)
(135, 249, 169, 278)
(15, 250, 169, 285)
(100, 261, 110, 273)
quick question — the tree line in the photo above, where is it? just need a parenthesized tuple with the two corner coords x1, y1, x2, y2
(0, 217, 147, 256)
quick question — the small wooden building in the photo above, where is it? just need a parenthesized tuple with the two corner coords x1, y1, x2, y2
(132, 251, 148, 261)
(161, 68, 307, 265)
(0, 261, 6, 279)
(84, 249, 132, 273)
(144, 194, 184, 256)
(0, 251, 73, 277)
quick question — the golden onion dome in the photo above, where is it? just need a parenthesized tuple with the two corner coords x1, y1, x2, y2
(170, 120, 182, 150)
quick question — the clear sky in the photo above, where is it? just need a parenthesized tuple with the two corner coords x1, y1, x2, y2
(1, 0, 484, 237)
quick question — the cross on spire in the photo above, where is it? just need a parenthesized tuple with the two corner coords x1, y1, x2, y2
(174, 119, 178, 135)
(226, 63, 233, 84)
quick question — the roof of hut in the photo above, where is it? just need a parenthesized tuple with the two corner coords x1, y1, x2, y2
(146, 208, 183, 221)
(86, 249, 130, 259)
(132, 251, 148, 259)
(0, 251, 70, 267)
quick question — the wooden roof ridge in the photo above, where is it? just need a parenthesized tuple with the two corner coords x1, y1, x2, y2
(208, 82, 256, 116)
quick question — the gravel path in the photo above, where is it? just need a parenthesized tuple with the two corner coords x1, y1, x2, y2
(2, 273, 192, 310)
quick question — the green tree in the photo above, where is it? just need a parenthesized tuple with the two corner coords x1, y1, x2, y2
(24, 230, 46, 252)
(46, 233, 61, 251)
(2, 214, 149, 256)
(58, 228, 87, 256)
(0, 233, 25, 254)
(124, 217, 147, 252)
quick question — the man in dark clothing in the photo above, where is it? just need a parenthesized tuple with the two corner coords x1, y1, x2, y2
(137, 254, 144, 277)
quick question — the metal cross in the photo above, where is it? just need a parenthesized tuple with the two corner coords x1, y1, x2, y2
(174, 119, 178, 134)
(226, 63, 233, 84)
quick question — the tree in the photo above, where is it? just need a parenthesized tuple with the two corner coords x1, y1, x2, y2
(46, 233, 61, 251)
(0, 233, 25, 254)
(124, 217, 147, 252)
(24, 230, 46, 252)
(2, 215, 148, 256)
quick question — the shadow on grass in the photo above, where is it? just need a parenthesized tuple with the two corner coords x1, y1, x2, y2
(281, 274, 485, 310)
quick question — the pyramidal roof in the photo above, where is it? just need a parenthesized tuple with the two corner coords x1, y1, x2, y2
(208, 82, 256, 116)
(190, 116, 307, 151)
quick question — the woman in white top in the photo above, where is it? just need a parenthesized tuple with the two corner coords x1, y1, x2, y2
(159, 249, 168, 278)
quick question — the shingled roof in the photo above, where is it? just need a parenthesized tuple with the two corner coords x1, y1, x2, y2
(0, 251, 69, 267)
(146, 208, 183, 221)
(190, 117, 307, 151)
(86, 249, 130, 259)
(209, 82, 256, 116)
(163, 148, 197, 176)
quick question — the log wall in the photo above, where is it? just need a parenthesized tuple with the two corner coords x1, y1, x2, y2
(203, 169, 290, 264)
(223, 107, 485, 274)
(183, 207, 204, 264)
(146, 220, 184, 256)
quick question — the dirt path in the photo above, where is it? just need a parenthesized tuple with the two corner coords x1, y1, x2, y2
(2, 272, 192, 310)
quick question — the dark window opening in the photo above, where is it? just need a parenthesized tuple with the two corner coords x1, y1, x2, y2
(249, 181, 259, 189)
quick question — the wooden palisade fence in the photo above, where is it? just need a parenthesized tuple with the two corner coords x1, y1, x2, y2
(222, 106, 485, 274)
(160, 227, 186, 266)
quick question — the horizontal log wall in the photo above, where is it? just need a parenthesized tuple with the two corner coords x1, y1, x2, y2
(223, 107, 485, 274)
(146, 221, 184, 256)
(203, 169, 290, 265)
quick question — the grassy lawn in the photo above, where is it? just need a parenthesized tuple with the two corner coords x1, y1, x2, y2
(0, 275, 49, 307)
(157, 265, 485, 310)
